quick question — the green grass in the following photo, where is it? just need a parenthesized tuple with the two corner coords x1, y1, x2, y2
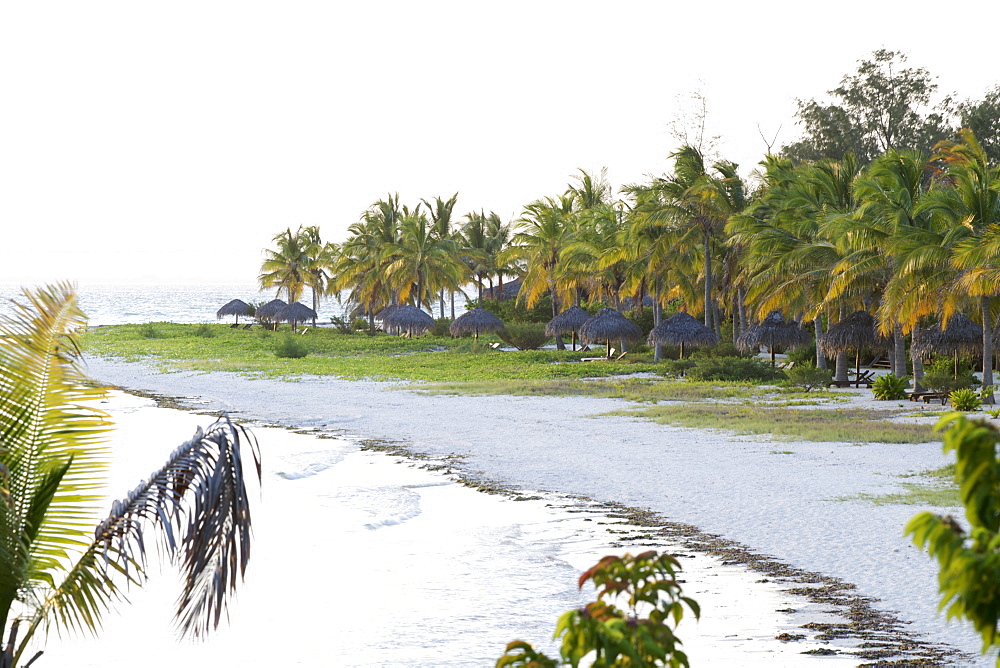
(603, 404, 939, 443)
(417, 378, 762, 402)
(81, 323, 665, 382)
(842, 464, 959, 507)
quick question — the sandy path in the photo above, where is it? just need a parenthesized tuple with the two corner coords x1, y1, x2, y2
(83, 356, 986, 662)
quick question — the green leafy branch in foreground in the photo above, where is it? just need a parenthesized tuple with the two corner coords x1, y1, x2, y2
(907, 413, 1000, 660)
(497, 551, 698, 668)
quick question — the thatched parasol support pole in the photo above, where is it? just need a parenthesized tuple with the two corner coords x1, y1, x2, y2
(679, 341, 685, 360)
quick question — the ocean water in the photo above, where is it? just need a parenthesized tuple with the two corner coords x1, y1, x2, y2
(0, 282, 470, 326)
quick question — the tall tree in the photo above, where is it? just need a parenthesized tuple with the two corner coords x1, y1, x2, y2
(783, 50, 954, 164)
(258, 227, 311, 303)
(502, 196, 576, 349)
(422, 193, 460, 318)
(382, 211, 464, 310)
(634, 146, 745, 331)
(928, 130, 1000, 402)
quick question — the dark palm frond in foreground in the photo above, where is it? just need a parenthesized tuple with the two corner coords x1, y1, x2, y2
(94, 415, 261, 638)
(0, 282, 261, 668)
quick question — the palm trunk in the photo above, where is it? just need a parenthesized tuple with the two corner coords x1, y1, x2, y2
(893, 326, 906, 378)
(311, 286, 319, 327)
(439, 289, 445, 318)
(912, 351, 925, 392)
(450, 292, 455, 320)
(738, 287, 747, 337)
(834, 307, 848, 382)
(653, 288, 663, 362)
(814, 316, 827, 370)
(552, 285, 565, 350)
(983, 296, 995, 403)
(703, 229, 712, 329)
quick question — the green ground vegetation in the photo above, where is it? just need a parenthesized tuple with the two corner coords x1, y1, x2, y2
(603, 404, 938, 444)
(843, 464, 959, 507)
(81, 323, 665, 382)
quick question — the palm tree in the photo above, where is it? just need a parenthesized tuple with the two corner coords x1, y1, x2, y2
(926, 129, 1000, 401)
(382, 211, 465, 310)
(460, 211, 492, 304)
(258, 227, 310, 303)
(0, 283, 260, 667)
(422, 193, 460, 318)
(328, 195, 404, 331)
(504, 196, 576, 314)
(299, 225, 330, 327)
(630, 147, 745, 332)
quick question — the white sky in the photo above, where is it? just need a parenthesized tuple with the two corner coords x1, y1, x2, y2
(2, 1, 997, 284)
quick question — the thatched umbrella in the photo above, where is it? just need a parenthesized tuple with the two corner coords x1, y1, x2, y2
(912, 314, 982, 376)
(276, 301, 317, 332)
(647, 311, 719, 360)
(255, 299, 287, 330)
(736, 310, 811, 366)
(376, 304, 403, 322)
(382, 304, 435, 337)
(546, 306, 591, 351)
(819, 310, 891, 378)
(216, 298, 251, 326)
(450, 307, 506, 341)
(579, 308, 643, 359)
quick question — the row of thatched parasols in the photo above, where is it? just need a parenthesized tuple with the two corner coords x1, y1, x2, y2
(221, 295, 984, 373)
(217, 298, 318, 331)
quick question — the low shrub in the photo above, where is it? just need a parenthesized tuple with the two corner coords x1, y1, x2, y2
(787, 343, 823, 367)
(624, 308, 655, 336)
(691, 342, 742, 359)
(922, 358, 979, 397)
(950, 388, 982, 412)
(784, 365, 833, 392)
(661, 359, 696, 377)
(471, 294, 554, 324)
(274, 334, 308, 359)
(138, 323, 165, 339)
(872, 374, 910, 400)
(498, 323, 550, 350)
(432, 317, 453, 337)
(328, 316, 354, 334)
(686, 357, 783, 383)
(192, 324, 215, 338)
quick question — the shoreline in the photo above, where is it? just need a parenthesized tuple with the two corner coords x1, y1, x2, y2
(83, 355, 986, 664)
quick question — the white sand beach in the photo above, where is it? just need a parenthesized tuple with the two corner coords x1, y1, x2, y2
(73, 356, 990, 665)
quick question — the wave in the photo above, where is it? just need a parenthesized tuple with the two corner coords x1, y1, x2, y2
(273, 448, 350, 479)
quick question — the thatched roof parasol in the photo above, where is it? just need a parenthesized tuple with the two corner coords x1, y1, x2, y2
(911, 314, 982, 358)
(818, 311, 890, 356)
(382, 304, 435, 336)
(647, 312, 719, 359)
(450, 307, 506, 340)
(579, 308, 642, 357)
(256, 299, 287, 320)
(216, 299, 251, 325)
(276, 301, 318, 332)
(737, 310, 810, 364)
(819, 310, 890, 377)
(376, 303, 404, 321)
(546, 306, 591, 351)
